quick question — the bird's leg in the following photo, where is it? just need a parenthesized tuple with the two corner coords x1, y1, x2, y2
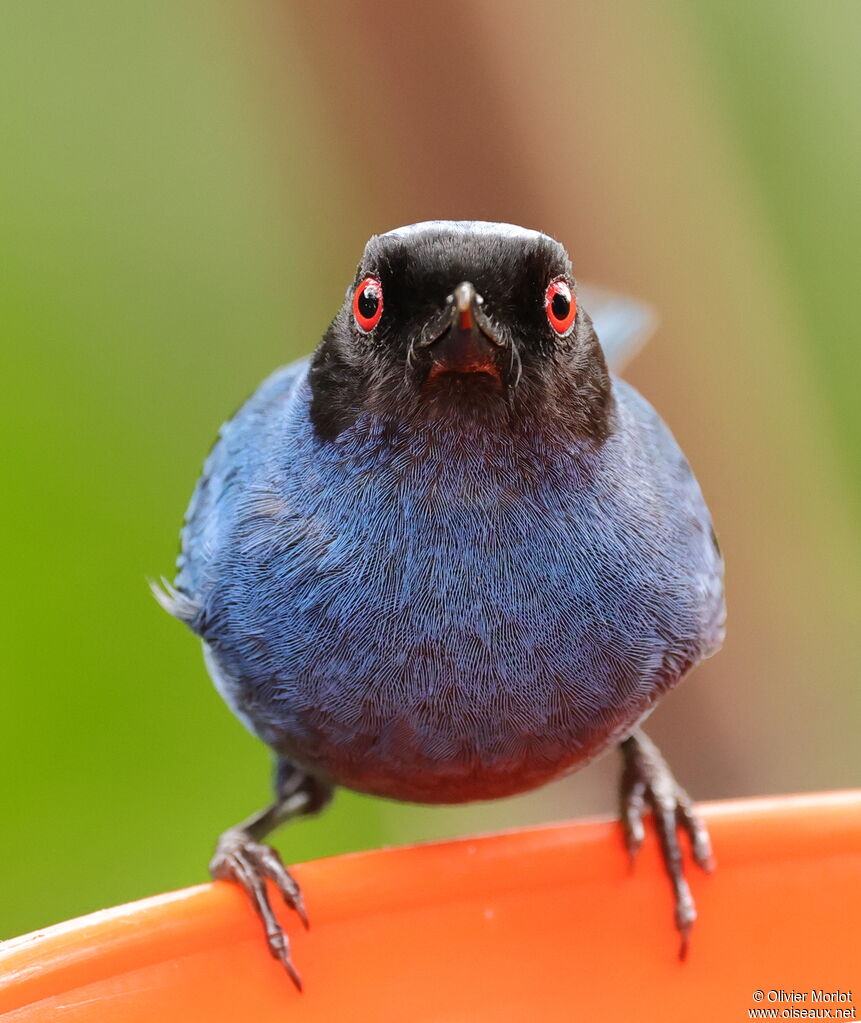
(210, 761, 333, 990)
(619, 729, 714, 959)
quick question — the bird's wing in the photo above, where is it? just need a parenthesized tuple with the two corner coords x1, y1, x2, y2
(152, 356, 312, 627)
(579, 284, 657, 373)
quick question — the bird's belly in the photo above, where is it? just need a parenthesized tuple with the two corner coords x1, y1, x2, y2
(279, 711, 637, 804)
(241, 649, 663, 805)
(203, 442, 707, 804)
(207, 544, 693, 802)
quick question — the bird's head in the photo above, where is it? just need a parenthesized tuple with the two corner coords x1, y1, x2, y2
(309, 221, 612, 443)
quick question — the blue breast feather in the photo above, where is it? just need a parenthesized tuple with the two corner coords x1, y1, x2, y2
(169, 360, 724, 803)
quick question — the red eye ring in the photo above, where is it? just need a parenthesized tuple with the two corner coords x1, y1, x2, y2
(353, 276, 383, 331)
(545, 279, 576, 335)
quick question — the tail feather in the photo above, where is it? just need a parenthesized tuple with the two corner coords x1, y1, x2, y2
(148, 576, 200, 625)
(579, 283, 658, 373)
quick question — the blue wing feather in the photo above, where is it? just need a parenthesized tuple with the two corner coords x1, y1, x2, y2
(579, 284, 657, 373)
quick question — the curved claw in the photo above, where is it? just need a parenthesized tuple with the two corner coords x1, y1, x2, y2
(676, 792, 715, 872)
(269, 929, 303, 991)
(620, 772, 647, 870)
(678, 922, 692, 962)
(619, 731, 713, 958)
(254, 842, 310, 927)
(210, 831, 307, 990)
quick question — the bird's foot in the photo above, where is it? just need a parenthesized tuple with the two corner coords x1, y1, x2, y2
(210, 829, 307, 990)
(619, 730, 714, 959)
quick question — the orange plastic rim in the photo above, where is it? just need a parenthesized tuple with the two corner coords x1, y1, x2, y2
(1, 791, 859, 1021)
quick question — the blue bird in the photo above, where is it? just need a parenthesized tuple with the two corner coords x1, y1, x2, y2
(154, 221, 725, 988)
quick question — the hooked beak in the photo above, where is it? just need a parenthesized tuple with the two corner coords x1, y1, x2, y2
(418, 281, 507, 382)
(454, 281, 477, 331)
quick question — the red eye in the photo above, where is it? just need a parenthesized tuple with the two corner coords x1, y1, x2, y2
(545, 279, 576, 335)
(352, 276, 383, 331)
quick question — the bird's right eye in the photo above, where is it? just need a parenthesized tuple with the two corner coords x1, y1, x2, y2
(353, 276, 384, 332)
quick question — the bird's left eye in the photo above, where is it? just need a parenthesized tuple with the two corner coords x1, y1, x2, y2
(545, 279, 576, 335)
(353, 276, 384, 331)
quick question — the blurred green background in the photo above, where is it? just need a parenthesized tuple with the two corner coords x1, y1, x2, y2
(2, 0, 859, 938)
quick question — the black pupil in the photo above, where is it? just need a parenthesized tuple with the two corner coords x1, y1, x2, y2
(551, 290, 570, 321)
(358, 284, 379, 320)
